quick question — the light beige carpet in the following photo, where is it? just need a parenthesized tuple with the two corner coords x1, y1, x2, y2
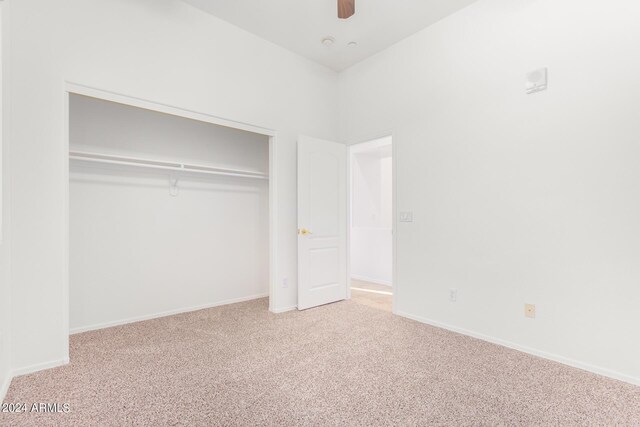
(350, 279, 393, 313)
(2, 298, 640, 426)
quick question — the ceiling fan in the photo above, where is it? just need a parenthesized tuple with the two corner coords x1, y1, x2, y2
(338, 0, 355, 19)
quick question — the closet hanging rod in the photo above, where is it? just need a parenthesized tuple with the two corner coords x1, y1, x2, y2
(69, 150, 269, 180)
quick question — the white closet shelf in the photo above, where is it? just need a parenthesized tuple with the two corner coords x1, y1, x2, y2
(69, 150, 269, 180)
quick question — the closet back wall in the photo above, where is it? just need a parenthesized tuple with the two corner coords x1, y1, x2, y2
(69, 95, 269, 332)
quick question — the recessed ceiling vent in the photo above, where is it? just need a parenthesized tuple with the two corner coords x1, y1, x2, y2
(321, 36, 335, 47)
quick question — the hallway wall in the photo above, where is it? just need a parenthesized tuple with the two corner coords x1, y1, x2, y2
(350, 139, 393, 285)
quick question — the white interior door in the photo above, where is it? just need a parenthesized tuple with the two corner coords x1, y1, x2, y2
(297, 135, 347, 310)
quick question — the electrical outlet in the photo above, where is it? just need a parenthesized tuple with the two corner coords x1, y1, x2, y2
(449, 289, 458, 302)
(525, 304, 536, 318)
(282, 278, 289, 289)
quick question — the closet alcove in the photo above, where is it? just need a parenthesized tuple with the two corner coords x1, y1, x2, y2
(69, 94, 270, 333)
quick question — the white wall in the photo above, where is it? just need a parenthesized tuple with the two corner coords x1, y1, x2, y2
(0, 160, 9, 400)
(339, 0, 640, 384)
(7, 0, 337, 374)
(350, 140, 392, 285)
(0, 1, 12, 401)
(0, 130, 9, 399)
(69, 95, 269, 332)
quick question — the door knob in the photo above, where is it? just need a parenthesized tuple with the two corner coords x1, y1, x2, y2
(298, 228, 313, 236)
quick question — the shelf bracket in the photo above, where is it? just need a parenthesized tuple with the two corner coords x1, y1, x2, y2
(169, 175, 179, 197)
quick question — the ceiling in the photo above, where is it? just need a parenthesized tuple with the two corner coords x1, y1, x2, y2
(182, 0, 480, 71)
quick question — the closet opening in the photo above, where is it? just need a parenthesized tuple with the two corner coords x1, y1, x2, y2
(348, 136, 394, 313)
(65, 87, 276, 337)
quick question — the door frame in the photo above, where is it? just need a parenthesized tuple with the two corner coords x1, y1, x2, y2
(62, 82, 279, 350)
(346, 132, 397, 314)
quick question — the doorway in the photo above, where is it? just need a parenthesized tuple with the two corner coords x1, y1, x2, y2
(349, 137, 393, 312)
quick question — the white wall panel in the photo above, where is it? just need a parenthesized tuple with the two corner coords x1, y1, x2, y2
(339, 0, 640, 383)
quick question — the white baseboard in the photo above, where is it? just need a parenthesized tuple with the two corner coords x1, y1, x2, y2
(12, 358, 69, 378)
(270, 305, 297, 314)
(396, 310, 640, 387)
(0, 372, 12, 403)
(351, 274, 392, 287)
(70, 293, 269, 334)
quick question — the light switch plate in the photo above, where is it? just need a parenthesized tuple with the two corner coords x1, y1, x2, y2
(399, 212, 413, 222)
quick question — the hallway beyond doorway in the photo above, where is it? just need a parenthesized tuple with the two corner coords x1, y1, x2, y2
(350, 279, 392, 312)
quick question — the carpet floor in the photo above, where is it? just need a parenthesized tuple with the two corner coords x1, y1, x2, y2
(350, 279, 393, 313)
(2, 298, 640, 426)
